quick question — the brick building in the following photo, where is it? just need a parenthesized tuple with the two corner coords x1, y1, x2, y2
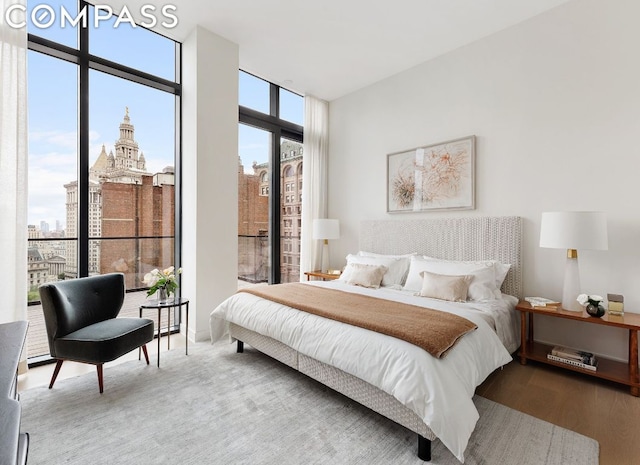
(64, 109, 175, 288)
(238, 158, 269, 282)
(250, 139, 303, 283)
(100, 172, 175, 289)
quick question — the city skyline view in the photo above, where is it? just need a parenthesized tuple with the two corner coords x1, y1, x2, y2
(27, 0, 177, 230)
(26, 1, 303, 231)
(28, 70, 302, 232)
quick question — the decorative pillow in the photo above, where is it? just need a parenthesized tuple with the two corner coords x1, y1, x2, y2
(343, 263, 388, 289)
(338, 254, 410, 288)
(403, 256, 499, 301)
(417, 271, 473, 302)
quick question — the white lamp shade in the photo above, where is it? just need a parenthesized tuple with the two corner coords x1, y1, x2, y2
(539, 211, 608, 250)
(313, 219, 340, 240)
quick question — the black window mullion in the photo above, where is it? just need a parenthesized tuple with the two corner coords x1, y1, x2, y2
(269, 128, 282, 284)
(89, 55, 180, 95)
(78, 2, 90, 278)
(28, 34, 80, 64)
(270, 83, 279, 118)
(240, 105, 302, 134)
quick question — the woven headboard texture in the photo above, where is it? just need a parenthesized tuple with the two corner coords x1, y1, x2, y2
(359, 216, 522, 298)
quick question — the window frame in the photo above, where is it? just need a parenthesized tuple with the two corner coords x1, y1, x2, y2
(238, 72, 303, 284)
(27, 0, 182, 283)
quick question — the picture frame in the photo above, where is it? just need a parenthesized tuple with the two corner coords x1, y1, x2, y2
(387, 135, 475, 213)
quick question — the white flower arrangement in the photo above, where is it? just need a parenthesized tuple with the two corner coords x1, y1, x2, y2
(577, 294, 604, 307)
(142, 266, 182, 298)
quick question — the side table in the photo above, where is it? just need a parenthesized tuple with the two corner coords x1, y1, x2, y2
(139, 297, 189, 367)
(304, 270, 341, 281)
(515, 300, 640, 396)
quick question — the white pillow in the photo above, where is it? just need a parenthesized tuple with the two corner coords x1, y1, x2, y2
(358, 251, 415, 284)
(358, 251, 416, 259)
(417, 271, 472, 302)
(343, 263, 387, 289)
(339, 254, 411, 288)
(422, 256, 511, 293)
(403, 255, 499, 301)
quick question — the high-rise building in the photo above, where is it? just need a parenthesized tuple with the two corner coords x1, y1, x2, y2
(251, 139, 303, 283)
(64, 109, 175, 287)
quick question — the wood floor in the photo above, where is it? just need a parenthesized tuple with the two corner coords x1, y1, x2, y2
(477, 356, 640, 465)
(19, 340, 639, 464)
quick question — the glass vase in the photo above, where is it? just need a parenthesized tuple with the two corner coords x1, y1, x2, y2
(157, 287, 168, 303)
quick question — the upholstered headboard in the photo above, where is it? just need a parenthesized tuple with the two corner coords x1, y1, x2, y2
(359, 216, 523, 298)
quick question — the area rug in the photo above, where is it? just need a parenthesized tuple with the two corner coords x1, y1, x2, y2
(20, 342, 599, 464)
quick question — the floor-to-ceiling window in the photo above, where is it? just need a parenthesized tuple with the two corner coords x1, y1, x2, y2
(26, 0, 181, 361)
(238, 71, 303, 286)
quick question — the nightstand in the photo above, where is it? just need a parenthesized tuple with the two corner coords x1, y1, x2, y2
(515, 300, 640, 396)
(304, 270, 341, 281)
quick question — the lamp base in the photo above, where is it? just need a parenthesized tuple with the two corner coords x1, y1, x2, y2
(562, 253, 583, 312)
(321, 241, 329, 273)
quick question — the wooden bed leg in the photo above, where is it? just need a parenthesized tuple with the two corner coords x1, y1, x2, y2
(237, 340, 244, 353)
(418, 435, 431, 461)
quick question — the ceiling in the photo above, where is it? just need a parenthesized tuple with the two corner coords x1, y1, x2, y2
(102, 0, 571, 101)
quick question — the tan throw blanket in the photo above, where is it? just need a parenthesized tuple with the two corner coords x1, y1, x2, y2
(238, 283, 477, 358)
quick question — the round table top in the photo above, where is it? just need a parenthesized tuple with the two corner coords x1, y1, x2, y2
(139, 297, 189, 309)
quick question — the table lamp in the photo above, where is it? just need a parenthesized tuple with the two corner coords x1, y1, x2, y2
(539, 211, 608, 311)
(312, 219, 340, 273)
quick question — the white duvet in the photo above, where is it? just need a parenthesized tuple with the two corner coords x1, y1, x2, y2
(209, 281, 518, 463)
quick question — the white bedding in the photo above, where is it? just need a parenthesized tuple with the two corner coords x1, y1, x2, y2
(209, 281, 517, 462)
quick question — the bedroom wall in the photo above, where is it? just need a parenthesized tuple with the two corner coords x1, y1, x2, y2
(327, 0, 640, 361)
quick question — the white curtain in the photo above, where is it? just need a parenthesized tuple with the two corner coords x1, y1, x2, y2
(299, 95, 329, 280)
(0, 0, 29, 330)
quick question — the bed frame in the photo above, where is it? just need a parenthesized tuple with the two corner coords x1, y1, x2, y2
(231, 216, 522, 461)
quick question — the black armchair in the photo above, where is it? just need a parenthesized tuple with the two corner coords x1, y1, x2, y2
(39, 273, 154, 393)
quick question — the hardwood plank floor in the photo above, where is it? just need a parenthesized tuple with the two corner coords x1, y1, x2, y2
(477, 356, 640, 465)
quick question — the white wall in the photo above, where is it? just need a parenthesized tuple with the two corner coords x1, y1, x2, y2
(328, 0, 640, 360)
(182, 26, 239, 342)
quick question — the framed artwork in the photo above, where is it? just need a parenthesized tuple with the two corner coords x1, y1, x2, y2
(387, 135, 475, 213)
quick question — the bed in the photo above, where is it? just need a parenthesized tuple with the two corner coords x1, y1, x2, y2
(210, 216, 522, 463)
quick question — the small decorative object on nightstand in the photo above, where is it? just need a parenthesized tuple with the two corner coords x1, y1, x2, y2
(577, 294, 606, 318)
(608, 293, 624, 316)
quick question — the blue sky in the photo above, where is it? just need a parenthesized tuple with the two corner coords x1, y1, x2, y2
(26, 1, 302, 228)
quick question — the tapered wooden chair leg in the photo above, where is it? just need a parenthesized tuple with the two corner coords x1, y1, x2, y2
(141, 344, 150, 365)
(96, 364, 104, 394)
(49, 360, 64, 389)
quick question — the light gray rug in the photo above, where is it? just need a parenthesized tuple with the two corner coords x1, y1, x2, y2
(20, 342, 599, 465)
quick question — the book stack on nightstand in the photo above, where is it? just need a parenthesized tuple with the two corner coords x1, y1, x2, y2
(547, 346, 598, 371)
